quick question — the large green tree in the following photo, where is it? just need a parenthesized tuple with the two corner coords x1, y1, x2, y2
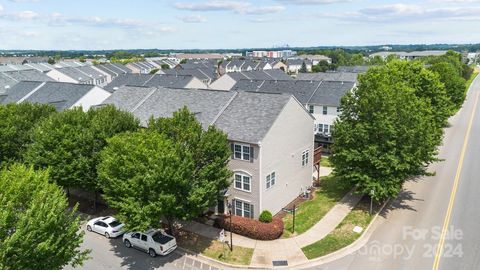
(0, 164, 89, 270)
(429, 62, 467, 110)
(99, 108, 231, 232)
(332, 65, 442, 201)
(24, 105, 139, 199)
(24, 107, 92, 193)
(383, 60, 453, 127)
(0, 103, 56, 166)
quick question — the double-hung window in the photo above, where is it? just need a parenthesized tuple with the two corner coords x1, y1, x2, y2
(234, 173, 251, 192)
(323, 106, 328, 115)
(309, 105, 314, 114)
(302, 150, 309, 166)
(324, 125, 330, 134)
(234, 143, 251, 161)
(266, 172, 276, 189)
(234, 200, 252, 218)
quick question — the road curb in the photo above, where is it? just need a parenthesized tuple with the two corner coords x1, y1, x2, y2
(176, 198, 391, 270)
(294, 198, 390, 269)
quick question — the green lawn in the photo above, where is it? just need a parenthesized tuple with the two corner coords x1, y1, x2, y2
(301, 198, 375, 259)
(320, 156, 332, 167)
(177, 230, 253, 265)
(282, 175, 351, 238)
(466, 71, 479, 90)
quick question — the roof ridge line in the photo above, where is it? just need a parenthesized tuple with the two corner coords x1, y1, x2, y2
(210, 91, 238, 126)
(131, 88, 157, 113)
(142, 74, 156, 86)
(17, 81, 47, 104)
(306, 80, 323, 104)
(0, 71, 19, 82)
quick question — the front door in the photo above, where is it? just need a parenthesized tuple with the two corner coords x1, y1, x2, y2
(217, 199, 225, 215)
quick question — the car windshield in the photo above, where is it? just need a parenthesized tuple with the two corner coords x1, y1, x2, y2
(109, 220, 122, 227)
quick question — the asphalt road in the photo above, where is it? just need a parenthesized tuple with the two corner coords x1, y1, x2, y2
(310, 75, 480, 270)
(64, 224, 221, 270)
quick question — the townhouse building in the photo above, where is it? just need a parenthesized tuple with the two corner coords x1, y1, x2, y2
(102, 86, 314, 219)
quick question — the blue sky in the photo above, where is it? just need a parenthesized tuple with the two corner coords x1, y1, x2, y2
(0, 0, 478, 50)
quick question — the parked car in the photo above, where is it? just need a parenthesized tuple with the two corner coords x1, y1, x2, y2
(122, 229, 177, 257)
(86, 216, 125, 238)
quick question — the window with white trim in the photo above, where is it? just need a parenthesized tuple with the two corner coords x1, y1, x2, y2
(266, 171, 276, 189)
(302, 150, 309, 166)
(234, 172, 251, 192)
(324, 125, 330, 134)
(234, 143, 251, 161)
(234, 200, 252, 218)
(309, 105, 314, 114)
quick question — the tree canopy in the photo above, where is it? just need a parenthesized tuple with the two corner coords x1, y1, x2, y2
(332, 62, 445, 201)
(0, 164, 88, 270)
(24, 105, 139, 196)
(99, 108, 231, 232)
(0, 103, 56, 167)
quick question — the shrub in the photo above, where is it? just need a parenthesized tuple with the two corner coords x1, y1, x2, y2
(215, 215, 284, 240)
(259, 210, 273, 223)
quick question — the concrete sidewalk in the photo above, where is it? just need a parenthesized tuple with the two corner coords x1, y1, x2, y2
(181, 188, 362, 268)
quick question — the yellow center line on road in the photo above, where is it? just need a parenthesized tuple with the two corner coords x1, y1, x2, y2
(432, 91, 480, 270)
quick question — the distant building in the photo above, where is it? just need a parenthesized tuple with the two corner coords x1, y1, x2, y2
(0, 81, 111, 111)
(210, 69, 293, 91)
(293, 54, 332, 65)
(246, 50, 297, 59)
(370, 50, 448, 61)
(286, 59, 312, 74)
(104, 73, 207, 92)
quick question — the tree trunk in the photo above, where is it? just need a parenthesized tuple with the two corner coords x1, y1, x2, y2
(167, 218, 175, 236)
(66, 186, 70, 197)
(93, 191, 97, 211)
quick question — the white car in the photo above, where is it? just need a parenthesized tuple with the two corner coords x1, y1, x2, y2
(122, 229, 177, 257)
(86, 216, 125, 238)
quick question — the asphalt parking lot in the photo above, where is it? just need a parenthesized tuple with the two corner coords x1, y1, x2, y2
(64, 224, 222, 270)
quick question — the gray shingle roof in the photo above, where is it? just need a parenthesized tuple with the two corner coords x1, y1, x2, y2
(0, 73, 19, 93)
(102, 86, 293, 143)
(1, 81, 96, 110)
(227, 69, 293, 81)
(335, 66, 371, 73)
(4, 70, 54, 82)
(296, 72, 358, 82)
(163, 67, 216, 82)
(104, 74, 198, 92)
(231, 79, 354, 106)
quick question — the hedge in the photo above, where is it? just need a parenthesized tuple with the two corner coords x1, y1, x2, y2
(215, 215, 284, 240)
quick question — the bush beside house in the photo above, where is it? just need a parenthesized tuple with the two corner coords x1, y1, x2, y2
(215, 215, 284, 240)
(259, 210, 273, 223)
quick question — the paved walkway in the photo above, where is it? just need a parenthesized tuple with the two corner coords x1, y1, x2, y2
(181, 181, 362, 268)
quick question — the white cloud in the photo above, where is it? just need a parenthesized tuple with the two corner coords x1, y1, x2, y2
(177, 14, 207, 23)
(276, 0, 349, 4)
(174, 1, 285, 14)
(320, 4, 480, 23)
